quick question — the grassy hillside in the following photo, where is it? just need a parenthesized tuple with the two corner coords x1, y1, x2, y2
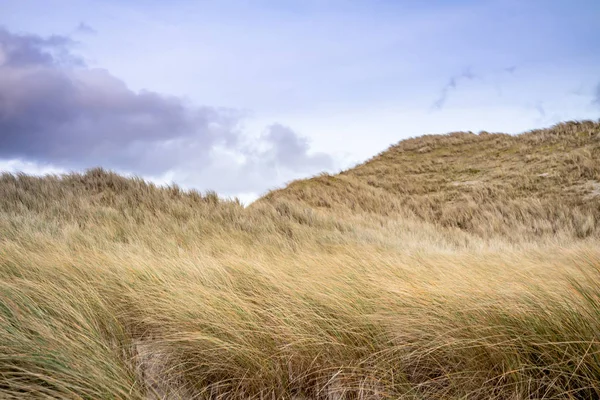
(264, 120, 600, 241)
(1, 121, 600, 399)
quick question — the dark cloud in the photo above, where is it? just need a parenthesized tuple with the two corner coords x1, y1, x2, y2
(0, 28, 79, 67)
(431, 68, 477, 110)
(0, 30, 237, 175)
(0, 27, 334, 196)
(504, 66, 517, 74)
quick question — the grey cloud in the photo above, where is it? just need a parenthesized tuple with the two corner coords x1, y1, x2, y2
(504, 66, 517, 74)
(0, 28, 78, 67)
(262, 124, 333, 170)
(593, 82, 600, 106)
(535, 102, 546, 117)
(0, 63, 236, 175)
(0, 27, 334, 195)
(432, 68, 477, 110)
(75, 23, 96, 35)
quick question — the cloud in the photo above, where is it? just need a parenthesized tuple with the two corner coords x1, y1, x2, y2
(504, 66, 517, 74)
(431, 68, 477, 110)
(261, 124, 332, 170)
(0, 27, 334, 197)
(535, 102, 546, 117)
(0, 159, 66, 176)
(75, 22, 97, 35)
(0, 28, 79, 67)
(170, 123, 334, 197)
(0, 28, 237, 175)
(594, 82, 600, 107)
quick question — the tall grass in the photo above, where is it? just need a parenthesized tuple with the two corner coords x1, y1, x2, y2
(265, 120, 600, 241)
(1, 120, 600, 399)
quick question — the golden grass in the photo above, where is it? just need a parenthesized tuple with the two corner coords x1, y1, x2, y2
(264, 120, 600, 242)
(1, 120, 600, 399)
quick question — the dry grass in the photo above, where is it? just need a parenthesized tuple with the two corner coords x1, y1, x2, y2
(264, 120, 600, 242)
(1, 120, 600, 399)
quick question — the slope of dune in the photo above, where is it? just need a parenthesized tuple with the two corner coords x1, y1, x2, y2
(263, 120, 600, 241)
(1, 120, 599, 399)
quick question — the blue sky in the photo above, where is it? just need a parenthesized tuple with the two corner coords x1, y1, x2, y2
(1, 0, 599, 202)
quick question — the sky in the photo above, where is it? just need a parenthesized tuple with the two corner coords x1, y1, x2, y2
(1, 0, 599, 203)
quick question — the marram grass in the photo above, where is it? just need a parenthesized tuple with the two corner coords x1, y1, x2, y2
(1, 120, 600, 399)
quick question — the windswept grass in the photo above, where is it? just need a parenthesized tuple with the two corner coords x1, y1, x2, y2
(265, 120, 600, 242)
(1, 120, 600, 399)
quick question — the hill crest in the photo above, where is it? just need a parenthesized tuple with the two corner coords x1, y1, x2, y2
(261, 120, 600, 241)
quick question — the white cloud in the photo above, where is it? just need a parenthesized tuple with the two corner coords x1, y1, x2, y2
(0, 159, 66, 176)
